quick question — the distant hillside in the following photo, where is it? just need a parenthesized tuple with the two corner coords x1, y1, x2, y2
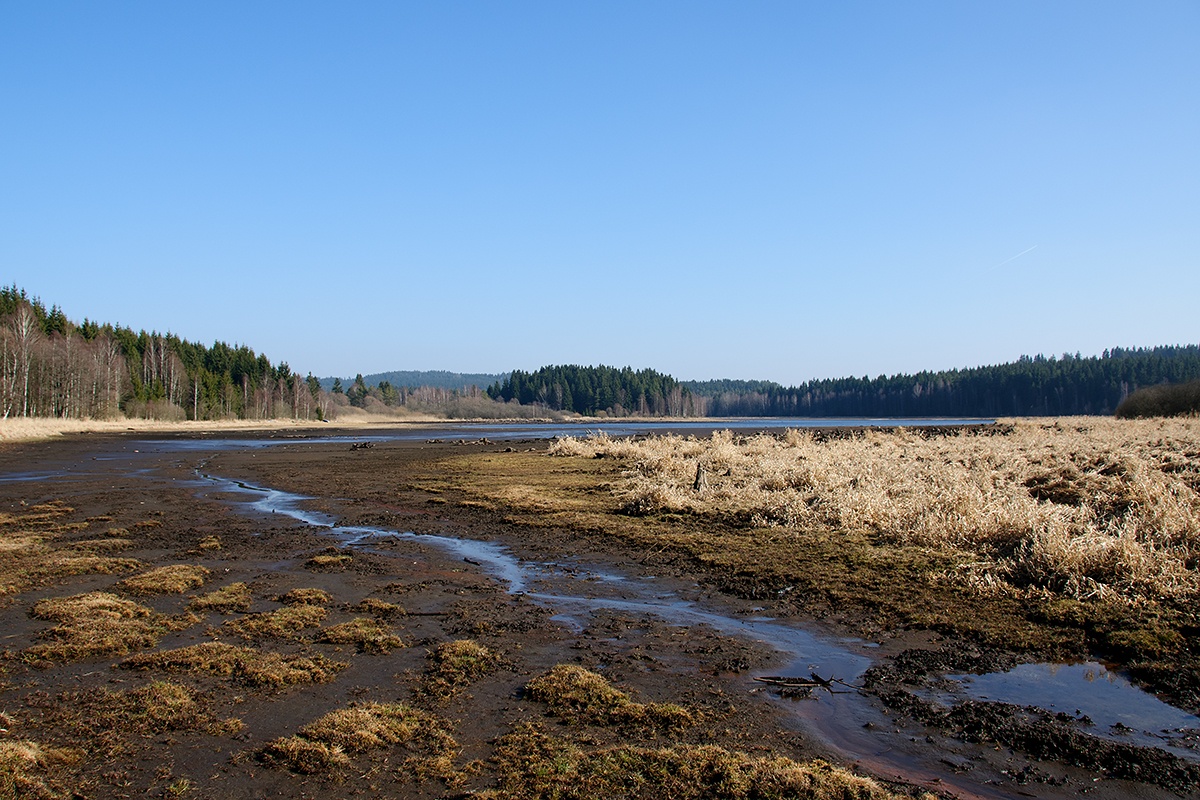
(321, 370, 507, 392)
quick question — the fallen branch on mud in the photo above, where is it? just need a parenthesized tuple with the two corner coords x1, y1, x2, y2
(754, 673, 859, 694)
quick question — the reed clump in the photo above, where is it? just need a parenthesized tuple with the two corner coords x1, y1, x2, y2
(317, 617, 405, 653)
(483, 723, 919, 800)
(119, 564, 209, 595)
(189, 582, 252, 613)
(418, 639, 503, 699)
(23, 592, 166, 664)
(258, 702, 459, 779)
(552, 419, 1200, 603)
(277, 587, 333, 605)
(121, 641, 345, 687)
(525, 664, 694, 731)
(224, 604, 327, 639)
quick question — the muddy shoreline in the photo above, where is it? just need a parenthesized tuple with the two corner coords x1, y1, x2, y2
(1, 430, 1197, 798)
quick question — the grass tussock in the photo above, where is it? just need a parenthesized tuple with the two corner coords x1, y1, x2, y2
(24, 592, 165, 664)
(277, 587, 333, 605)
(121, 641, 346, 687)
(350, 597, 405, 617)
(119, 564, 209, 595)
(225, 604, 327, 639)
(419, 639, 503, 699)
(552, 419, 1200, 603)
(259, 702, 459, 780)
(197, 535, 221, 551)
(318, 617, 405, 653)
(305, 552, 352, 570)
(53, 681, 242, 740)
(482, 724, 919, 800)
(525, 664, 694, 731)
(0, 740, 80, 800)
(188, 582, 252, 613)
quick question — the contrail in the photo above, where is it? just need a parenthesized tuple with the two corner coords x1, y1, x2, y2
(994, 244, 1038, 269)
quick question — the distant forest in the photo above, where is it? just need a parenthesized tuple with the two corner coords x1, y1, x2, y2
(487, 365, 699, 416)
(487, 348, 1200, 418)
(3, 284, 1197, 421)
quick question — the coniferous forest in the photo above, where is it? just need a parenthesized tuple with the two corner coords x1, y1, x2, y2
(3, 285, 1198, 421)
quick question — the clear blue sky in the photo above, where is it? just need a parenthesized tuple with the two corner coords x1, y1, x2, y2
(3, 2, 1197, 384)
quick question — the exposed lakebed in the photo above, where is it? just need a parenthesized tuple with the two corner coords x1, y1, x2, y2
(147, 421, 1200, 798)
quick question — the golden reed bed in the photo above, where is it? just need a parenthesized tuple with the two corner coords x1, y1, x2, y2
(551, 418, 1200, 604)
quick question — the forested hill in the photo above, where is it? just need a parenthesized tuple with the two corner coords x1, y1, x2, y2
(688, 346, 1200, 417)
(0, 286, 330, 421)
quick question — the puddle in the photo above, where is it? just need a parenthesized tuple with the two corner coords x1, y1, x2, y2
(942, 661, 1200, 757)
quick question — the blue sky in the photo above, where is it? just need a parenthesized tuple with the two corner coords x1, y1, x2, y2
(2, 2, 1197, 384)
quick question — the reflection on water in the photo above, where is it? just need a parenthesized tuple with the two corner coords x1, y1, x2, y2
(947, 662, 1200, 754)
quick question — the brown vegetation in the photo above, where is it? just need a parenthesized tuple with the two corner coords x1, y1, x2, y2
(525, 664, 694, 731)
(0, 504, 141, 603)
(23, 592, 167, 664)
(418, 639, 503, 699)
(224, 604, 328, 639)
(121, 642, 345, 688)
(118, 564, 209, 595)
(551, 419, 1200, 603)
(482, 724, 917, 800)
(0, 740, 79, 800)
(258, 702, 459, 781)
(317, 617, 405, 653)
(188, 581, 253, 613)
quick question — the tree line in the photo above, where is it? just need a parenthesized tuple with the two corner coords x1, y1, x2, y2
(686, 346, 1200, 418)
(0, 286, 334, 421)
(487, 365, 700, 416)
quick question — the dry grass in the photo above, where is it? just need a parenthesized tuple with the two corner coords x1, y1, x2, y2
(119, 564, 210, 595)
(23, 592, 166, 664)
(317, 617, 405, 653)
(224, 604, 327, 639)
(121, 641, 346, 687)
(277, 587, 333, 605)
(305, 552, 352, 570)
(0, 740, 80, 800)
(525, 664, 694, 731)
(49, 681, 243, 742)
(259, 702, 459, 780)
(482, 724, 920, 800)
(552, 419, 1200, 603)
(188, 582, 252, 613)
(349, 597, 405, 617)
(418, 639, 502, 699)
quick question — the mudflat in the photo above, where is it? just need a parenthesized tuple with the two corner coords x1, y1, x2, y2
(1, 425, 1197, 799)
